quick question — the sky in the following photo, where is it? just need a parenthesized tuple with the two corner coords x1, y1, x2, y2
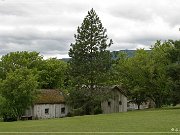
(0, 0, 180, 59)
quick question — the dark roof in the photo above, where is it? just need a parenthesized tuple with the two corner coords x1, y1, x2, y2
(35, 89, 65, 104)
(112, 85, 128, 97)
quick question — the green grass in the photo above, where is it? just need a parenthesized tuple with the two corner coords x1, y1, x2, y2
(0, 109, 180, 135)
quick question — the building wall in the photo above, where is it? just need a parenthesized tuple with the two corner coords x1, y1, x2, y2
(127, 102, 145, 110)
(25, 104, 68, 119)
(101, 89, 127, 114)
(127, 100, 155, 110)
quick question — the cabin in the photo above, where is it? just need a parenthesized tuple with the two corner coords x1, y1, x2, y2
(24, 89, 68, 119)
(101, 86, 127, 113)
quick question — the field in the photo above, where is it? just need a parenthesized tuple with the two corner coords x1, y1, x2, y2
(0, 108, 180, 135)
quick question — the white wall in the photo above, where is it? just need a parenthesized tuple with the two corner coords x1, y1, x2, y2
(127, 102, 149, 110)
(101, 90, 127, 114)
(33, 104, 68, 119)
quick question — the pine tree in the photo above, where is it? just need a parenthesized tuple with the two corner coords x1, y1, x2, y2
(68, 8, 113, 114)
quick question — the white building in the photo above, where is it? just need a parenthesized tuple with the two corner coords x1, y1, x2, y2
(24, 89, 68, 119)
(127, 100, 155, 110)
(101, 86, 127, 113)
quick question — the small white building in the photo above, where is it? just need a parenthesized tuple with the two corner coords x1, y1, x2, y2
(127, 102, 148, 110)
(101, 86, 127, 114)
(127, 100, 156, 110)
(25, 89, 68, 119)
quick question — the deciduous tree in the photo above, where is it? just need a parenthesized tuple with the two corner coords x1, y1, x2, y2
(113, 49, 149, 109)
(39, 58, 68, 89)
(167, 40, 180, 105)
(0, 51, 43, 80)
(0, 68, 38, 120)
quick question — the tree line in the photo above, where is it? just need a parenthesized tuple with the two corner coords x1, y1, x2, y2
(0, 9, 179, 120)
(0, 53, 68, 120)
(112, 40, 180, 109)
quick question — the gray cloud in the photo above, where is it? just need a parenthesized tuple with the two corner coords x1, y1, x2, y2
(108, 0, 180, 27)
(0, 0, 180, 58)
(0, 27, 73, 57)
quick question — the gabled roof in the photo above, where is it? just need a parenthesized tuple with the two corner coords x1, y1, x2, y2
(112, 85, 128, 97)
(35, 89, 65, 104)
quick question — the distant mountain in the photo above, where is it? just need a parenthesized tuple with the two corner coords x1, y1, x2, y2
(61, 50, 150, 62)
(61, 58, 70, 62)
(111, 50, 151, 60)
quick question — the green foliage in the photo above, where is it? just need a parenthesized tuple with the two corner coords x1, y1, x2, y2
(38, 58, 68, 89)
(0, 96, 17, 121)
(0, 51, 68, 90)
(147, 40, 173, 107)
(0, 68, 38, 119)
(68, 8, 112, 114)
(0, 51, 42, 120)
(113, 40, 175, 108)
(0, 51, 43, 80)
(167, 40, 180, 105)
(113, 49, 149, 109)
(0, 51, 69, 120)
(69, 8, 112, 86)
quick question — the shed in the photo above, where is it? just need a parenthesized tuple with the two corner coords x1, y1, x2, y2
(101, 86, 127, 113)
(25, 89, 68, 119)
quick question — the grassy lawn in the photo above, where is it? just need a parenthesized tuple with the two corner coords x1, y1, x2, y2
(0, 108, 180, 135)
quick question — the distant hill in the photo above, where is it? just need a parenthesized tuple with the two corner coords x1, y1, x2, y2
(111, 50, 136, 60)
(111, 50, 151, 60)
(61, 58, 70, 62)
(61, 50, 150, 62)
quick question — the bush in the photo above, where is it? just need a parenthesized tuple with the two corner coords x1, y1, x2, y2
(3, 114, 17, 122)
(71, 107, 85, 116)
(94, 106, 102, 114)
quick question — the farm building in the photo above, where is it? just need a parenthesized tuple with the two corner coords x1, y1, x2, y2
(101, 86, 128, 113)
(24, 89, 68, 119)
(127, 99, 156, 110)
(24, 86, 128, 119)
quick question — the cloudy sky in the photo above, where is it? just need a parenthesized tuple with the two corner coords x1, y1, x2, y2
(0, 0, 180, 59)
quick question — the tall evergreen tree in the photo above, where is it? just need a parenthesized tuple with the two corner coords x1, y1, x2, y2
(68, 9, 113, 115)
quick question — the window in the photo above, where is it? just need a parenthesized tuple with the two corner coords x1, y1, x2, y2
(61, 107, 65, 114)
(119, 101, 122, 105)
(45, 108, 49, 114)
(108, 101, 111, 107)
